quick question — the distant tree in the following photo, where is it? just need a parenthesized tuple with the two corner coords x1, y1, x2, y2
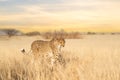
(25, 31, 41, 36)
(111, 33, 115, 35)
(43, 32, 53, 39)
(87, 32, 91, 35)
(3, 29, 22, 37)
(87, 32, 96, 35)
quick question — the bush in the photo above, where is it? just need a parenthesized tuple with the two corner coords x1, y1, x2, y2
(25, 31, 41, 36)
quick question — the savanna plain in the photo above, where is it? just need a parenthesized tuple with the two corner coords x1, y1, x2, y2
(0, 35, 120, 80)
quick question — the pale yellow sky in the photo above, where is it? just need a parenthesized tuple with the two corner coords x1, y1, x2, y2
(0, 0, 120, 32)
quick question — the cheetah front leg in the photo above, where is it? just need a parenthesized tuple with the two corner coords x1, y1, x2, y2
(51, 58, 55, 66)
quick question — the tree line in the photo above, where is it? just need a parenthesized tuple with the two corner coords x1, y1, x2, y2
(0, 29, 82, 39)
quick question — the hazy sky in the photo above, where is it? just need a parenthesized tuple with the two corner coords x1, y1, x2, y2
(0, 0, 120, 32)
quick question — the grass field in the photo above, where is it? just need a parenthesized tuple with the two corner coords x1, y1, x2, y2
(0, 35, 120, 80)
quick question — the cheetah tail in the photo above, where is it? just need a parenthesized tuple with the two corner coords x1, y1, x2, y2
(20, 48, 32, 55)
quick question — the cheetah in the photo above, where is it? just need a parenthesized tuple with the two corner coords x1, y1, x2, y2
(21, 37, 65, 66)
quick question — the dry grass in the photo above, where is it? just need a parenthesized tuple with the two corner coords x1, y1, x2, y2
(0, 35, 120, 80)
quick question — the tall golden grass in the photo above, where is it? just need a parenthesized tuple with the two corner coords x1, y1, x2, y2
(0, 35, 120, 80)
(0, 50, 120, 80)
(0, 51, 81, 80)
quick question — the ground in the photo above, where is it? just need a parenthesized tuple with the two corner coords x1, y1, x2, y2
(0, 35, 120, 80)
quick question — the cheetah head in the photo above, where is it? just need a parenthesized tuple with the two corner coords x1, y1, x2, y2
(52, 37, 65, 47)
